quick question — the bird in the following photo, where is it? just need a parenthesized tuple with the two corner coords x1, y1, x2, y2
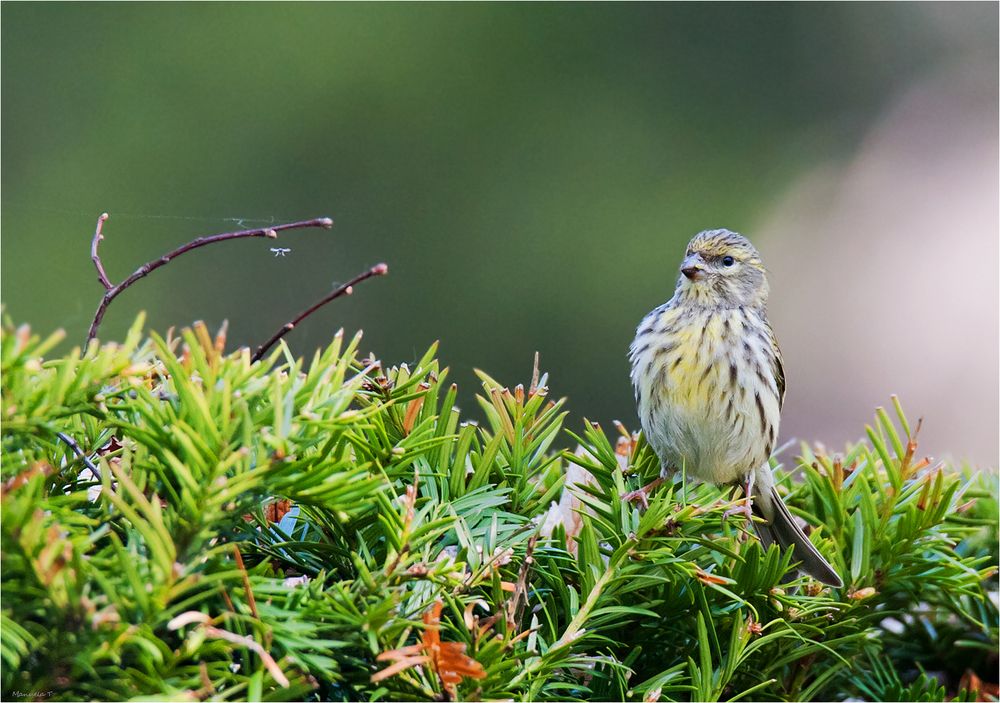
(627, 228, 843, 587)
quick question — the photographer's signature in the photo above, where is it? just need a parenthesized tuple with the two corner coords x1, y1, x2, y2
(11, 691, 55, 698)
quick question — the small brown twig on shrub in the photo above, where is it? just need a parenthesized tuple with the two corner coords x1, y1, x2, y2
(251, 262, 388, 363)
(55, 431, 102, 483)
(86, 213, 334, 345)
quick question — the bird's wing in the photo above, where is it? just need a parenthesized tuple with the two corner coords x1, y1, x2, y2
(773, 351, 785, 411)
(766, 323, 786, 410)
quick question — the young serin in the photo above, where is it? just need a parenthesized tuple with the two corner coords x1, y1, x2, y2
(628, 228, 843, 587)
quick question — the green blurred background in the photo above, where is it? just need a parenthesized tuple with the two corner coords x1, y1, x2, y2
(2, 3, 997, 463)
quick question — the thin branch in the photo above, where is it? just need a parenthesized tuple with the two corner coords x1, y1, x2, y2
(86, 213, 334, 345)
(505, 534, 538, 628)
(91, 213, 112, 290)
(231, 545, 259, 619)
(55, 431, 102, 483)
(202, 626, 290, 687)
(529, 351, 541, 395)
(251, 262, 388, 363)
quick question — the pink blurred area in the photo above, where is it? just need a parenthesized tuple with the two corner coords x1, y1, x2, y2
(761, 62, 999, 469)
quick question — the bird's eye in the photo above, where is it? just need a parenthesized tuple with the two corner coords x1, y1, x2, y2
(722, 256, 735, 267)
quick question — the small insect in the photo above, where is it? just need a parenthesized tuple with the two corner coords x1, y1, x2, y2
(270, 247, 291, 257)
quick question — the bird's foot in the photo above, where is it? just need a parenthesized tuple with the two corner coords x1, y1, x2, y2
(722, 479, 754, 540)
(722, 496, 753, 522)
(722, 498, 754, 542)
(622, 478, 665, 509)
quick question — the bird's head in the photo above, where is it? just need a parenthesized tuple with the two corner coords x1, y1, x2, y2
(675, 229, 769, 308)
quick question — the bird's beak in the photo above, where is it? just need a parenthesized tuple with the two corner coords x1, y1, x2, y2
(681, 253, 705, 281)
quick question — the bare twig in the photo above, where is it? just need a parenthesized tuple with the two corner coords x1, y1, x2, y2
(251, 262, 388, 363)
(91, 213, 112, 290)
(166, 611, 288, 687)
(529, 351, 541, 395)
(197, 661, 217, 698)
(231, 545, 259, 619)
(86, 213, 334, 345)
(505, 534, 537, 628)
(55, 431, 103, 483)
(202, 626, 290, 687)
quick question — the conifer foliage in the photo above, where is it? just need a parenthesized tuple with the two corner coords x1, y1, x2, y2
(1, 316, 996, 701)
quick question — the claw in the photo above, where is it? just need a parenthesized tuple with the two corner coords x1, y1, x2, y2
(722, 496, 753, 521)
(622, 478, 664, 509)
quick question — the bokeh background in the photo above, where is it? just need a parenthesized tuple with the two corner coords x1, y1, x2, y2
(2, 3, 997, 466)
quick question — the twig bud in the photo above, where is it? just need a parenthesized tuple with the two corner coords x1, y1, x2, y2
(319, 217, 334, 229)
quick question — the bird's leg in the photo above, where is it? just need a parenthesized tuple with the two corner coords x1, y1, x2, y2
(622, 477, 665, 509)
(722, 475, 755, 524)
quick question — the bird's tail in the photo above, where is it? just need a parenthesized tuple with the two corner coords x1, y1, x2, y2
(750, 481, 843, 588)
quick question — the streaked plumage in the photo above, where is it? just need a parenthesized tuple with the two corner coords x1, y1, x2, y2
(629, 228, 842, 587)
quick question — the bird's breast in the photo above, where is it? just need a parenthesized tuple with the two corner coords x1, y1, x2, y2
(630, 305, 776, 484)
